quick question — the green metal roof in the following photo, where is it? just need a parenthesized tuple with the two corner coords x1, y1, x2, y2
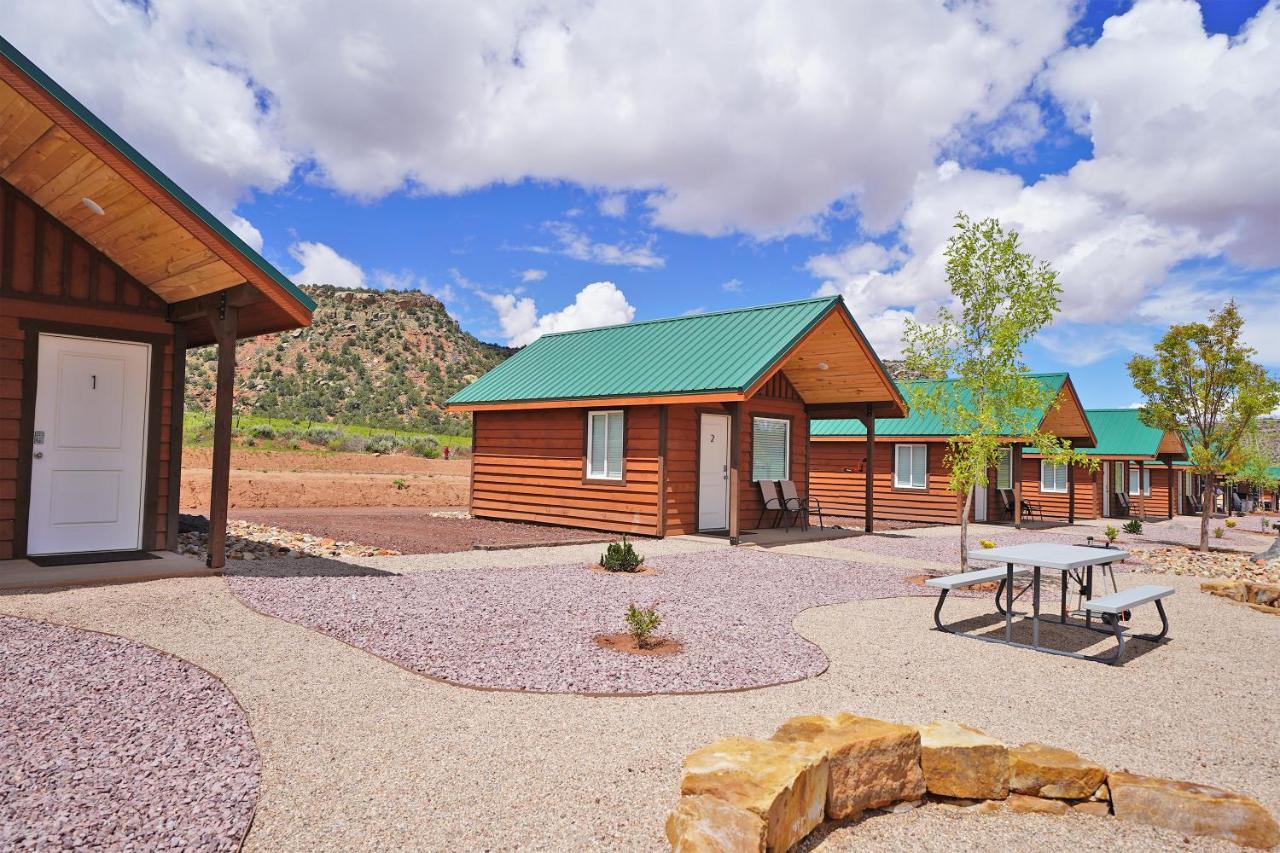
(449, 296, 853, 405)
(810, 374, 1069, 437)
(0, 35, 315, 314)
(1078, 408, 1183, 458)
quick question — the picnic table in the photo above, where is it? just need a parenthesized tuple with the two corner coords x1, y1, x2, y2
(927, 542, 1174, 664)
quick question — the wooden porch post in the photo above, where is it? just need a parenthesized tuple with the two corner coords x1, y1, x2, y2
(1012, 443, 1023, 527)
(1136, 459, 1146, 521)
(656, 405, 668, 537)
(206, 296, 238, 569)
(1067, 461, 1076, 524)
(862, 404, 875, 533)
(727, 402, 741, 545)
(165, 326, 187, 552)
(1166, 460, 1175, 518)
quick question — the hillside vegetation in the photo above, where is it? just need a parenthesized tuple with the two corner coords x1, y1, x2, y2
(185, 284, 512, 434)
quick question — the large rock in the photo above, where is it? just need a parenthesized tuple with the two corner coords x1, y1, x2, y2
(666, 795, 766, 853)
(1006, 793, 1069, 815)
(1109, 771, 1280, 849)
(916, 721, 1009, 800)
(771, 713, 925, 819)
(680, 737, 829, 852)
(1008, 742, 1107, 799)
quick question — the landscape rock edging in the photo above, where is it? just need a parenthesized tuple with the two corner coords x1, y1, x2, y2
(667, 714, 1280, 851)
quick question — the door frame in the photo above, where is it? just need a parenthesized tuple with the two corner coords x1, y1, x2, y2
(695, 411, 732, 532)
(15, 320, 168, 558)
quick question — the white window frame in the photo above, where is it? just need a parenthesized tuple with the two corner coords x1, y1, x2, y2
(1041, 460, 1068, 493)
(995, 448, 1013, 490)
(894, 444, 928, 490)
(1129, 465, 1152, 496)
(585, 409, 624, 481)
(1114, 461, 1126, 495)
(751, 417, 791, 482)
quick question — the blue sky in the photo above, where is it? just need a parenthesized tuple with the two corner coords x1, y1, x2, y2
(7, 0, 1279, 408)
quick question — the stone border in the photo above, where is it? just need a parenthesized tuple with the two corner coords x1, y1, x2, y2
(1202, 579, 1280, 615)
(668, 713, 1280, 851)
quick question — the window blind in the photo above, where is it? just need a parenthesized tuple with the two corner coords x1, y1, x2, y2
(752, 418, 790, 481)
(587, 410, 624, 480)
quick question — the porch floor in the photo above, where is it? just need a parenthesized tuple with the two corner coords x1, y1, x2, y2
(706, 524, 865, 547)
(0, 551, 214, 591)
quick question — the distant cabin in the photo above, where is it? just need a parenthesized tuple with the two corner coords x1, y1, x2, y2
(447, 296, 907, 539)
(809, 374, 1099, 525)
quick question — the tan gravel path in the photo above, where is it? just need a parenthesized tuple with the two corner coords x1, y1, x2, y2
(1, 540, 1276, 851)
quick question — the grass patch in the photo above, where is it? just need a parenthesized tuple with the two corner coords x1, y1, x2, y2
(183, 412, 468, 457)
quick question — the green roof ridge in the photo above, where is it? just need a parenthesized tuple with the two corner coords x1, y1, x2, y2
(535, 295, 839, 339)
(0, 34, 315, 313)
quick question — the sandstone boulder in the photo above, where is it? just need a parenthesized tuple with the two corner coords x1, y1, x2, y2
(681, 737, 829, 852)
(1109, 771, 1280, 849)
(916, 721, 1009, 800)
(1071, 801, 1111, 817)
(1006, 793, 1070, 815)
(772, 713, 925, 819)
(1008, 742, 1107, 799)
(666, 795, 766, 853)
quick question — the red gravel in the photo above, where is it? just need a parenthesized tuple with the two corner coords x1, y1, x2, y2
(229, 507, 612, 553)
(0, 616, 259, 851)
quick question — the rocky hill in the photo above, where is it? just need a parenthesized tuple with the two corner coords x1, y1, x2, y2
(185, 285, 512, 434)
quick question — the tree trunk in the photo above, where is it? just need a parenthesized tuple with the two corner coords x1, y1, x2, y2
(959, 487, 973, 571)
(1200, 474, 1214, 553)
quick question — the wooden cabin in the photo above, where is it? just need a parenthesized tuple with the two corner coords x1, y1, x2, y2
(809, 374, 1096, 525)
(0, 37, 313, 569)
(446, 296, 907, 540)
(1026, 408, 1187, 521)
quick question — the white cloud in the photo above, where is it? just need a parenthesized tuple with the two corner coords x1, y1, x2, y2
(3, 0, 1078, 241)
(598, 194, 627, 218)
(228, 214, 265, 253)
(721, 278, 742, 293)
(532, 222, 665, 269)
(520, 268, 548, 283)
(289, 241, 366, 288)
(484, 281, 636, 346)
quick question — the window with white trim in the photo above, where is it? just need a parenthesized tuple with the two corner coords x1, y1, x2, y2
(586, 410, 624, 480)
(894, 444, 928, 490)
(995, 448, 1013, 490)
(751, 417, 790, 481)
(1113, 461, 1126, 495)
(1041, 460, 1068, 493)
(1129, 466, 1152, 496)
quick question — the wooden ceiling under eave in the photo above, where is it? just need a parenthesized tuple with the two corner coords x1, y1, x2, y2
(0, 60, 310, 346)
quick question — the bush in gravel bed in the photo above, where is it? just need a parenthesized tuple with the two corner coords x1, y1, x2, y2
(1104, 525, 1120, 544)
(601, 537, 645, 572)
(1226, 518, 1237, 528)
(1214, 526, 1226, 539)
(624, 603, 662, 649)
(1123, 519, 1143, 535)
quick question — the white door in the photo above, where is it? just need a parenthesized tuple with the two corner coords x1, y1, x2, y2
(972, 484, 987, 522)
(27, 334, 151, 555)
(698, 414, 731, 530)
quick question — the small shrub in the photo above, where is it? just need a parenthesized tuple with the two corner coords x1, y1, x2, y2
(337, 434, 369, 453)
(366, 435, 397, 454)
(1122, 519, 1143, 535)
(304, 426, 342, 446)
(1213, 526, 1225, 539)
(624, 603, 662, 649)
(1104, 525, 1119, 543)
(1225, 518, 1237, 529)
(1262, 518, 1271, 531)
(601, 537, 645, 573)
(978, 539, 996, 549)
(247, 423, 276, 440)
(393, 478, 408, 490)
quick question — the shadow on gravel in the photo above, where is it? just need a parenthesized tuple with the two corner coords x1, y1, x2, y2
(223, 557, 396, 579)
(939, 611, 1167, 663)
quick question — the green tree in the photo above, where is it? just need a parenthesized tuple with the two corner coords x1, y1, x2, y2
(904, 213, 1096, 569)
(1130, 304, 1280, 549)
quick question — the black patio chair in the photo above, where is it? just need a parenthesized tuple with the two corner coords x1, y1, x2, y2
(779, 480, 824, 531)
(1114, 492, 1131, 517)
(756, 480, 786, 529)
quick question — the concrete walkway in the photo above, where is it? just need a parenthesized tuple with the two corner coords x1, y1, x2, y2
(2, 531, 1276, 851)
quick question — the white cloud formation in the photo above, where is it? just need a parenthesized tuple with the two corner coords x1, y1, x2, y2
(520, 268, 548, 283)
(289, 241, 366, 288)
(598, 194, 627, 218)
(812, 0, 1280, 360)
(483, 281, 636, 346)
(721, 278, 743, 293)
(3, 0, 1078, 240)
(531, 222, 665, 269)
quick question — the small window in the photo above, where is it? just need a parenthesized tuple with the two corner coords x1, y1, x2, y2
(1129, 466, 1152, 496)
(586, 410, 624, 480)
(752, 417, 790, 481)
(1041, 461, 1068, 493)
(894, 444, 928, 490)
(1114, 461, 1126, 495)
(995, 448, 1013, 490)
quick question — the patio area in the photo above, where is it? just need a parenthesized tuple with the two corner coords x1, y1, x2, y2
(2, 523, 1276, 850)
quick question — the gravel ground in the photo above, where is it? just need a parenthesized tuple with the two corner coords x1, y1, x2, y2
(1121, 517, 1274, 552)
(828, 526, 1114, 571)
(2, 564, 1273, 852)
(227, 549, 939, 694)
(1, 536, 1276, 851)
(0, 616, 259, 852)
(228, 507, 612, 554)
